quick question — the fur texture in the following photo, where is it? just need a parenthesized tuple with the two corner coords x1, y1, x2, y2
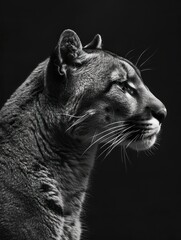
(0, 29, 166, 239)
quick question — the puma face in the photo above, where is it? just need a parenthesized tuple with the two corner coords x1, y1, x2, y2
(46, 30, 167, 151)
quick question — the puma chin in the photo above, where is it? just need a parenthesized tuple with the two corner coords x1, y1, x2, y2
(126, 118, 161, 151)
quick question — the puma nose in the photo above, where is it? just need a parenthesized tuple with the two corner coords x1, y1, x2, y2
(152, 107, 167, 123)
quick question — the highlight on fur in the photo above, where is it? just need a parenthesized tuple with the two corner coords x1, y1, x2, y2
(0, 29, 166, 240)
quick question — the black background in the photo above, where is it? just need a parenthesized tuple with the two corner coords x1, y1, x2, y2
(1, 1, 181, 239)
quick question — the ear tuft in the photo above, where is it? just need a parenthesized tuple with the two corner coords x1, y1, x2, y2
(58, 29, 83, 64)
(84, 34, 102, 49)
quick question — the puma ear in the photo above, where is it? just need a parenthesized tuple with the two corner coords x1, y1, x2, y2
(58, 29, 84, 65)
(84, 34, 102, 49)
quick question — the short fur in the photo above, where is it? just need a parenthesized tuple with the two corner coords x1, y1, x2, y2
(0, 29, 166, 240)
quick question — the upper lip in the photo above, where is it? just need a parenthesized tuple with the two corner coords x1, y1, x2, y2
(141, 127, 158, 131)
(142, 127, 160, 136)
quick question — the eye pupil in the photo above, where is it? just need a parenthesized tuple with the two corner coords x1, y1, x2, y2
(117, 82, 134, 95)
(122, 86, 126, 91)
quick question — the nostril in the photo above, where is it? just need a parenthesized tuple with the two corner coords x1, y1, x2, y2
(152, 107, 167, 123)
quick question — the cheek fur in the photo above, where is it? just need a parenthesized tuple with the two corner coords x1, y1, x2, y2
(107, 90, 137, 118)
(113, 100, 136, 118)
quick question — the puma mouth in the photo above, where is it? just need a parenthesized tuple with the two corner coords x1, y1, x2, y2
(128, 126, 161, 151)
(124, 119, 161, 151)
(129, 133, 157, 151)
(89, 118, 161, 151)
(141, 126, 161, 137)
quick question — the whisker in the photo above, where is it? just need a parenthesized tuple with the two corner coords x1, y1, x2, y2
(114, 131, 132, 147)
(100, 126, 137, 161)
(125, 48, 136, 58)
(135, 47, 150, 67)
(128, 55, 136, 62)
(152, 144, 158, 151)
(121, 146, 124, 165)
(66, 114, 88, 132)
(91, 131, 97, 144)
(144, 150, 150, 157)
(61, 113, 83, 118)
(92, 123, 128, 139)
(104, 126, 136, 151)
(96, 125, 135, 160)
(122, 146, 128, 173)
(116, 130, 140, 149)
(95, 125, 130, 143)
(139, 49, 158, 68)
(154, 142, 160, 148)
(123, 146, 131, 165)
(101, 135, 123, 160)
(126, 134, 139, 148)
(105, 120, 127, 127)
(145, 146, 155, 157)
(103, 131, 132, 159)
(99, 130, 120, 147)
(82, 127, 125, 156)
(140, 68, 153, 72)
(96, 132, 120, 160)
(100, 131, 121, 150)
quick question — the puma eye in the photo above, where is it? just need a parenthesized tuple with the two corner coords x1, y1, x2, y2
(116, 81, 135, 95)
